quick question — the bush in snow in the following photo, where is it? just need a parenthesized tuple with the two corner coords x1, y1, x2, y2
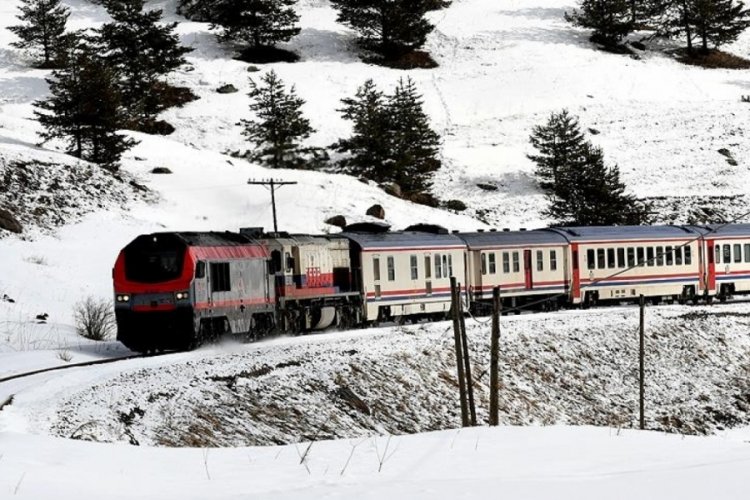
(74, 297, 115, 341)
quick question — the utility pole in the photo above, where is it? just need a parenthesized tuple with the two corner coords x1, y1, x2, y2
(639, 294, 646, 430)
(247, 179, 298, 233)
(458, 285, 477, 426)
(489, 287, 501, 426)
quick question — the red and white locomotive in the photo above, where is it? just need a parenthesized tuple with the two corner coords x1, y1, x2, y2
(113, 222, 750, 352)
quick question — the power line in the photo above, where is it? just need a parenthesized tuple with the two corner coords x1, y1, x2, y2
(247, 178, 298, 233)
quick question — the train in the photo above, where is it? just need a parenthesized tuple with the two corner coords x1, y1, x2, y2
(112, 222, 750, 352)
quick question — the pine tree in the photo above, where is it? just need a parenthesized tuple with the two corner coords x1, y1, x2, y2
(7, 0, 71, 68)
(212, 0, 300, 50)
(528, 111, 647, 225)
(241, 70, 315, 169)
(690, 0, 750, 52)
(566, 0, 634, 45)
(98, 0, 192, 124)
(34, 46, 136, 169)
(656, 0, 750, 54)
(335, 78, 441, 195)
(330, 0, 449, 57)
(386, 78, 441, 194)
(527, 110, 589, 192)
(334, 80, 391, 182)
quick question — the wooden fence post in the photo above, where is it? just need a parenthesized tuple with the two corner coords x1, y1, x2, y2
(450, 277, 469, 427)
(489, 287, 501, 426)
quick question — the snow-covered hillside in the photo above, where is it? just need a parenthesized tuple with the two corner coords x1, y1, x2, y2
(3, 2, 750, 496)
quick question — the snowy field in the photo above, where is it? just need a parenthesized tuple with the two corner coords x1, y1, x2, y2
(3, 0, 750, 498)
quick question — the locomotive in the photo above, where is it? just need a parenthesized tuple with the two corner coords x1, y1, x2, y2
(112, 222, 750, 352)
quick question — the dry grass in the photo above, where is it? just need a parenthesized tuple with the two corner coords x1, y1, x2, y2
(675, 49, 750, 69)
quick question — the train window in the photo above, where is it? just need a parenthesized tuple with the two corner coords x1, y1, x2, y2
(675, 246, 683, 265)
(489, 253, 497, 274)
(373, 257, 381, 281)
(481, 253, 487, 275)
(665, 246, 674, 266)
(646, 247, 654, 267)
(195, 260, 206, 279)
(537, 250, 544, 272)
(597, 248, 605, 269)
(715, 245, 721, 264)
(723, 245, 731, 264)
(447, 255, 453, 277)
(410, 255, 418, 280)
(549, 250, 557, 271)
(685, 246, 692, 265)
(636, 247, 645, 266)
(745, 244, 750, 263)
(512, 252, 520, 272)
(734, 244, 742, 263)
(425, 255, 432, 278)
(209, 262, 231, 292)
(587, 249, 595, 270)
(656, 246, 664, 266)
(435, 254, 442, 278)
(387, 256, 395, 281)
(617, 248, 625, 268)
(607, 248, 615, 269)
(627, 248, 635, 267)
(503, 252, 510, 273)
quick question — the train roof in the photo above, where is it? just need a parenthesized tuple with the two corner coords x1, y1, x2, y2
(167, 231, 260, 247)
(341, 230, 465, 250)
(548, 225, 700, 242)
(687, 223, 750, 237)
(457, 229, 567, 248)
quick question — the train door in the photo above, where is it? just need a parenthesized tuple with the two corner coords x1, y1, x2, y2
(571, 244, 581, 301)
(524, 249, 533, 289)
(707, 239, 716, 292)
(424, 254, 432, 297)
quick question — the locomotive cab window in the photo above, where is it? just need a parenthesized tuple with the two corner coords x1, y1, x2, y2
(195, 260, 206, 279)
(210, 262, 231, 292)
(271, 250, 282, 273)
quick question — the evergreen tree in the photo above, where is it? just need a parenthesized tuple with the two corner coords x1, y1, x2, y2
(211, 0, 300, 49)
(656, 0, 750, 53)
(528, 111, 647, 225)
(566, 0, 634, 45)
(330, 0, 450, 57)
(690, 0, 750, 52)
(241, 70, 315, 169)
(386, 78, 441, 194)
(98, 0, 192, 123)
(7, 0, 71, 68)
(334, 80, 391, 182)
(335, 78, 441, 195)
(34, 47, 136, 169)
(527, 110, 589, 192)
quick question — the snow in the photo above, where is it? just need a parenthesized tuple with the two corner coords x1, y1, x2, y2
(2, 0, 750, 497)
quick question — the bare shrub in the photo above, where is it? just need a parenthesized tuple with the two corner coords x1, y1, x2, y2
(74, 297, 115, 341)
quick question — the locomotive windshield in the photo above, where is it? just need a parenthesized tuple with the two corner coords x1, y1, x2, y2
(124, 234, 186, 283)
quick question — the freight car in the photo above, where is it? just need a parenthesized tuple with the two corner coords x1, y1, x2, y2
(113, 223, 750, 352)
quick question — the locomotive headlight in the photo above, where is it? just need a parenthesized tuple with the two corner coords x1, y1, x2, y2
(175, 291, 190, 301)
(116, 294, 130, 302)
